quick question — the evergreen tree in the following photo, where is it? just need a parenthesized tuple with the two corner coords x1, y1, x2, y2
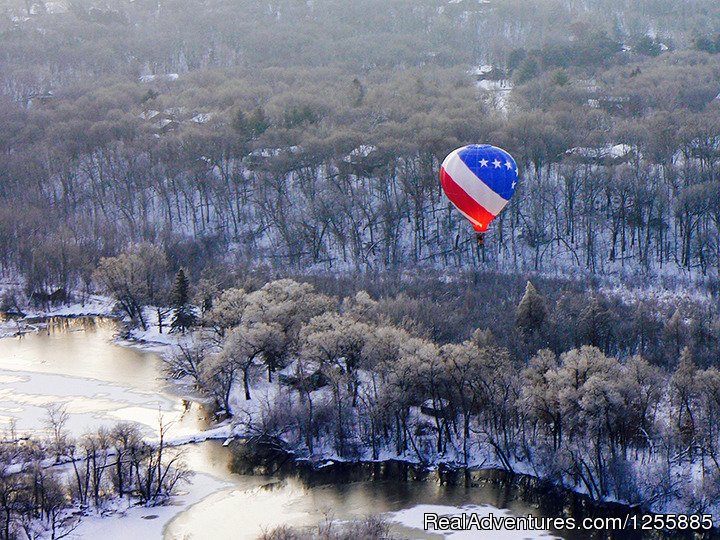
(170, 269, 196, 334)
(513, 56, 540, 84)
(516, 281, 546, 333)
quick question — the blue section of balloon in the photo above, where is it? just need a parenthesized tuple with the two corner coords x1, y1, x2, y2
(457, 144, 518, 201)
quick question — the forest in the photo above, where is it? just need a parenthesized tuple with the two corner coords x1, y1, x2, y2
(154, 276, 720, 516)
(3, 0, 720, 530)
(2, 0, 720, 293)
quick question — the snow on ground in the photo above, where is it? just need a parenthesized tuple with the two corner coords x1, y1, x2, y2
(24, 295, 115, 320)
(0, 295, 115, 338)
(477, 79, 512, 112)
(125, 323, 195, 351)
(71, 471, 231, 540)
(598, 281, 713, 311)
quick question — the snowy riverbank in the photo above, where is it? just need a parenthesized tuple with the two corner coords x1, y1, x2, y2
(2, 295, 719, 537)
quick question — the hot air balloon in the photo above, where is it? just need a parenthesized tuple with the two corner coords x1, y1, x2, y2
(440, 144, 518, 244)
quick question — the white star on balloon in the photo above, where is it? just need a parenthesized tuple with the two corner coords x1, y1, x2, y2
(505, 161, 513, 170)
(511, 181, 517, 189)
(493, 159, 502, 168)
(479, 159, 489, 167)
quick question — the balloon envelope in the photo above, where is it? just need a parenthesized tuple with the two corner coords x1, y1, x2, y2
(440, 144, 518, 232)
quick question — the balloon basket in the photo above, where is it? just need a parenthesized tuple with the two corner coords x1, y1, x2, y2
(476, 232, 486, 262)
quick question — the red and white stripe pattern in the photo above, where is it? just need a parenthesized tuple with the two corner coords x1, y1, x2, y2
(440, 146, 513, 232)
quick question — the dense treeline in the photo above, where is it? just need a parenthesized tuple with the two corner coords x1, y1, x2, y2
(5, 0, 719, 98)
(88, 247, 720, 368)
(3, 1, 720, 297)
(164, 277, 720, 514)
(0, 410, 187, 540)
(4, 54, 720, 292)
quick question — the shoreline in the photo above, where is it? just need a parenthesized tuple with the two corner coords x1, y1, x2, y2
(2, 310, 717, 538)
(227, 441, 706, 539)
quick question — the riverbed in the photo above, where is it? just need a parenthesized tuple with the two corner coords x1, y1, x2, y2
(0, 317, 577, 539)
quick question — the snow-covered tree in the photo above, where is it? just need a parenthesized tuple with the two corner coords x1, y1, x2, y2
(93, 243, 168, 330)
(521, 349, 562, 449)
(380, 338, 432, 458)
(341, 290, 379, 322)
(222, 322, 284, 400)
(203, 287, 248, 337)
(300, 311, 372, 406)
(360, 325, 410, 372)
(200, 352, 239, 415)
(243, 280, 334, 379)
(516, 280, 546, 333)
(246, 279, 336, 340)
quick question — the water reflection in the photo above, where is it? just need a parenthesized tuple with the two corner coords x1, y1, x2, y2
(166, 442, 560, 540)
(0, 318, 206, 437)
(1, 317, 156, 387)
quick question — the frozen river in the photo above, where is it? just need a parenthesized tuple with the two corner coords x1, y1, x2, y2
(0, 317, 205, 438)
